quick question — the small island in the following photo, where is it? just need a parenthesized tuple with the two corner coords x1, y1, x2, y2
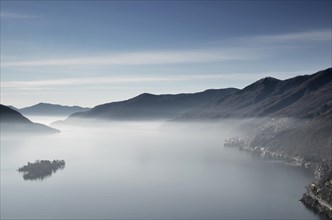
(18, 160, 65, 180)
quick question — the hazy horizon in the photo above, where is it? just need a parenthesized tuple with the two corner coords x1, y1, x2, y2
(3, 67, 331, 109)
(1, 1, 331, 219)
(1, 1, 331, 108)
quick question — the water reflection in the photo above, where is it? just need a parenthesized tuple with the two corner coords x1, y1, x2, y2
(17, 160, 65, 180)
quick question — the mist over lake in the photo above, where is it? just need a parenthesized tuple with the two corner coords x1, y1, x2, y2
(1, 120, 320, 219)
(1, 0, 331, 218)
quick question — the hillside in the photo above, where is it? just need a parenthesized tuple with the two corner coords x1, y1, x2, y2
(215, 68, 332, 164)
(19, 103, 90, 116)
(232, 110, 332, 165)
(249, 111, 332, 163)
(179, 68, 332, 120)
(66, 88, 238, 121)
(216, 68, 332, 219)
(0, 105, 59, 134)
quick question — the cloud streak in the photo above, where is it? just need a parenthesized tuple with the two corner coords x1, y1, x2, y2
(0, 11, 41, 19)
(1, 75, 227, 89)
(1, 49, 258, 68)
(1, 70, 313, 90)
(2, 29, 329, 68)
(246, 30, 331, 43)
(1, 76, 178, 89)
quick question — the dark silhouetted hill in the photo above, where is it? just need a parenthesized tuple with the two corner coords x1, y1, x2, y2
(66, 88, 238, 121)
(0, 105, 59, 134)
(179, 68, 332, 120)
(215, 68, 332, 171)
(19, 103, 90, 116)
(7, 105, 19, 111)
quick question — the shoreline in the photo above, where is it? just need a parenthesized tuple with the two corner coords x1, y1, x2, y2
(224, 139, 332, 219)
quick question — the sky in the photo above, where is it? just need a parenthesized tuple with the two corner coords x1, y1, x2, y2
(1, 0, 331, 108)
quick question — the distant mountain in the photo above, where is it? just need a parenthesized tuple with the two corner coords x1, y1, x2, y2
(7, 105, 19, 111)
(0, 105, 59, 134)
(66, 88, 238, 121)
(209, 68, 332, 198)
(19, 103, 90, 116)
(176, 68, 332, 171)
(178, 68, 332, 120)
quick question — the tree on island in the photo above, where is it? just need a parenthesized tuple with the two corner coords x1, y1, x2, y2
(18, 160, 65, 180)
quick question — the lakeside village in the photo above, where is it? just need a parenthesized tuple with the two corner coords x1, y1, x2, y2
(223, 117, 332, 219)
(224, 136, 311, 167)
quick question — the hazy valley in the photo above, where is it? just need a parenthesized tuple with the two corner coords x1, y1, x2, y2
(0, 120, 323, 219)
(1, 68, 331, 219)
(2, 1, 331, 219)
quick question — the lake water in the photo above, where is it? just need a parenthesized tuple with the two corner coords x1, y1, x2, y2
(0, 120, 322, 219)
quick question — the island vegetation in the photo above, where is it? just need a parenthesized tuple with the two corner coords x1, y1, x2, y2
(18, 160, 65, 180)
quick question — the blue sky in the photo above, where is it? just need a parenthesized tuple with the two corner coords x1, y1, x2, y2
(1, 0, 331, 108)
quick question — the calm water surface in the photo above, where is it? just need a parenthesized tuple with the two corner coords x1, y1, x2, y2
(0, 121, 320, 219)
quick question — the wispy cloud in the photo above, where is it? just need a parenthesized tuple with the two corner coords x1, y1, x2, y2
(0, 11, 41, 19)
(1, 74, 256, 90)
(246, 30, 331, 43)
(1, 75, 225, 89)
(1, 70, 313, 90)
(1, 49, 259, 67)
(211, 29, 331, 46)
(1, 76, 177, 89)
(2, 29, 329, 68)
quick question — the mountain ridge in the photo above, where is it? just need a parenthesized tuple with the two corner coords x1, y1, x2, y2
(178, 68, 332, 120)
(18, 103, 91, 116)
(0, 104, 59, 134)
(66, 88, 239, 121)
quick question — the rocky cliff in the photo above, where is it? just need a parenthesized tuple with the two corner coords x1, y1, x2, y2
(300, 161, 332, 219)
